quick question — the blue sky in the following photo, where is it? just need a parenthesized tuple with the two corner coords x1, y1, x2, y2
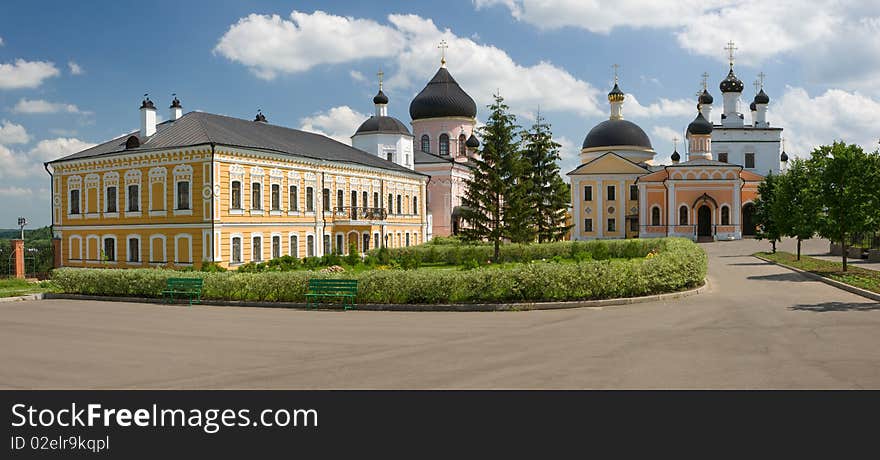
(2, 0, 879, 226)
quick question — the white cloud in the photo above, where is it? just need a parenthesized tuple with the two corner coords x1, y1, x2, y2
(0, 120, 30, 144)
(555, 135, 581, 176)
(626, 95, 694, 119)
(349, 70, 366, 82)
(214, 11, 405, 79)
(0, 37, 4, 46)
(0, 186, 31, 197)
(772, 86, 880, 159)
(0, 59, 59, 89)
(650, 126, 683, 164)
(68, 61, 84, 75)
(299, 105, 368, 145)
(13, 98, 89, 115)
(49, 128, 78, 136)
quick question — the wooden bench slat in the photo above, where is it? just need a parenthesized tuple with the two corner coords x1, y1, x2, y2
(306, 278, 357, 310)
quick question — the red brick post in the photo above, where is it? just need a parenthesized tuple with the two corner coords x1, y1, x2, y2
(53, 238, 62, 269)
(12, 239, 25, 279)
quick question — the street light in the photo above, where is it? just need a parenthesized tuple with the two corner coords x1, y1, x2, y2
(17, 217, 27, 241)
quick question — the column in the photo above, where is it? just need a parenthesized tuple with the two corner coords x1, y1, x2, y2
(667, 183, 676, 236)
(12, 239, 24, 279)
(619, 179, 625, 239)
(596, 180, 603, 239)
(639, 184, 647, 238)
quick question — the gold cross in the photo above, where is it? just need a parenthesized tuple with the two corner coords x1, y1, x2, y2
(438, 40, 448, 65)
(753, 79, 760, 94)
(612, 64, 620, 84)
(724, 40, 737, 67)
(377, 69, 384, 90)
(701, 72, 710, 90)
(673, 137, 679, 151)
(757, 71, 766, 88)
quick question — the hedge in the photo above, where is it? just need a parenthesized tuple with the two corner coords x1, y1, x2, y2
(52, 238, 705, 304)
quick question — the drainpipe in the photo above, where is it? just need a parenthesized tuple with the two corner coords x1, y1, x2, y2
(209, 143, 215, 263)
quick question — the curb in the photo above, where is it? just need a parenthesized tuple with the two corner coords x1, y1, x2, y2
(0, 293, 45, 303)
(42, 282, 706, 312)
(754, 254, 880, 302)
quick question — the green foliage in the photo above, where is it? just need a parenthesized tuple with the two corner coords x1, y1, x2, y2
(772, 158, 821, 260)
(52, 238, 704, 304)
(345, 242, 361, 266)
(397, 251, 422, 270)
(376, 246, 392, 265)
(199, 261, 228, 272)
(754, 172, 782, 252)
(520, 114, 572, 242)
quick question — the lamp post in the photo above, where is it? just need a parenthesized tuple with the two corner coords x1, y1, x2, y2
(18, 216, 27, 241)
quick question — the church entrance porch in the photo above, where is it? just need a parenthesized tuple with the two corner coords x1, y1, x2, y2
(697, 205, 713, 242)
(742, 203, 756, 236)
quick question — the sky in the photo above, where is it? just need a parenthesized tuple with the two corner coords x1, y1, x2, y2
(1, 0, 879, 227)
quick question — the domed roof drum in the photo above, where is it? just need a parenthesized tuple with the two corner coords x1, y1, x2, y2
(780, 150, 789, 162)
(687, 112, 713, 135)
(373, 90, 389, 105)
(750, 100, 757, 111)
(671, 150, 681, 162)
(608, 83, 625, 102)
(720, 68, 744, 93)
(466, 133, 480, 148)
(754, 88, 769, 104)
(355, 116, 412, 136)
(582, 119, 653, 150)
(409, 67, 477, 120)
(699, 89, 714, 105)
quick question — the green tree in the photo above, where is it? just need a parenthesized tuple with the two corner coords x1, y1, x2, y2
(754, 172, 782, 253)
(459, 94, 521, 260)
(772, 158, 820, 260)
(808, 142, 880, 271)
(520, 114, 572, 242)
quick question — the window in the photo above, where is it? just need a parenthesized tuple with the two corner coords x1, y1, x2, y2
(231, 181, 242, 209)
(290, 235, 298, 258)
(271, 184, 280, 210)
(607, 185, 616, 201)
(406, 233, 410, 247)
(584, 218, 593, 232)
(289, 185, 298, 211)
(362, 191, 368, 210)
(630, 218, 639, 232)
(176, 181, 190, 210)
(231, 237, 242, 264)
(306, 187, 315, 212)
(128, 237, 139, 262)
(651, 207, 661, 226)
(584, 185, 592, 201)
(103, 238, 116, 262)
(630, 185, 638, 201)
(335, 235, 343, 254)
(106, 187, 117, 213)
(272, 235, 281, 259)
(388, 193, 393, 213)
(351, 190, 358, 209)
(396, 195, 402, 214)
(386, 151, 393, 162)
(413, 197, 418, 215)
(127, 185, 139, 211)
(322, 188, 330, 211)
(251, 182, 262, 210)
(252, 236, 262, 262)
(337, 190, 344, 211)
(374, 233, 380, 249)
(323, 235, 331, 255)
(607, 218, 616, 232)
(363, 233, 370, 252)
(307, 235, 315, 257)
(439, 134, 449, 155)
(70, 190, 81, 214)
(718, 152, 728, 163)
(420, 134, 430, 153)
(679, 206, 688, 226)
(745, 152, 755, 168)
(373, 192, 379, 208)
(721, 206, 730, 225)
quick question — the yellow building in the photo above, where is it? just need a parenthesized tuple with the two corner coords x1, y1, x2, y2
(46, 97, 428, 270)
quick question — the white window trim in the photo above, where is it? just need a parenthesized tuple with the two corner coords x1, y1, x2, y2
(251, 233, 264, 262)
(69, 235, 83, 261)
(85, 234, 100, 264)
(67, 175, 83, 218)
(125, 183, 142, 218)
(306, 232, 316, 258)
(230, 233, 244, 266)
(84, 173, 101, 218)
(149, 234, 167, 265)
(174, 233, 193, 265)
(126, 234, 142, 265)
(173, 179, 193, 216)
(270, 232, 282, 259)
(148, 167, 166, 216)
(289, 232, 299, 258)
(650, 205, 663, 226)
(101, 234, 118, 263)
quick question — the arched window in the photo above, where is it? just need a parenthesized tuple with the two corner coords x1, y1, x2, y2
(651, 207, 661, 226)
(458, 133, 467, 156)
(231, 181, 242, 209)
(251, 182, 261, 210)
(421, 135, 430, 153)
(413, 197, 418, 215)
(679, 206, 688, 226)
(439, 134, 450, 155)
(721, 206, 730, 225)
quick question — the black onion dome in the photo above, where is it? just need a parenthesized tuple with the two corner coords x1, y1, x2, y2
(466, 133, 480, 148)
(754, 88, 769, 104)
(750, 100, 757, 111)
(720, 68, 744, 93)
(254, 111, 267, 122)
(687, 112, 713, 135)
(354, 116, 411, 136)
(409, 67, 477, 120)
(780, 150, 789, 162)
(582, 119, 652, 149)
(699, 89, 714, 105)
(140, 98, 155, 109)
(608, 83, 625, 102)
(671, 150, 681, 162)
(373, 90, 389, 105)
(170, 96, 182, 108)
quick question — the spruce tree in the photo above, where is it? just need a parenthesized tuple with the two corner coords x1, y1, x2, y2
(520, 115, 572, 242)
(458, 94, 520, 260)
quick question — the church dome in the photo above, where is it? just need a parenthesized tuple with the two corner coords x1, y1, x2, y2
(466, 133, 480, 148)
(355, 116, 411, 136)
(720, 68, 744, 93)
(754, 88, 769, 104)
(687, 112, 713, 135)
(409, 67, 477, 120)
(608, 83, 625, 102)
(671, 149, 681, 162)
(373, 90, 389, 105)
(750, 100, 757, 111)
(582, 119, 652, 150)
(699, 89, 714, 105)
(780, 150, 788, 162)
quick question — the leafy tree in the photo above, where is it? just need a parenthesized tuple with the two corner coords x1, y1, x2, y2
(808, 142, 880, 271)
(520, 114, 572, 242)
(772, 158, 820, 260)
(459, 94, 521, 260)
(754, 172, 782, 253)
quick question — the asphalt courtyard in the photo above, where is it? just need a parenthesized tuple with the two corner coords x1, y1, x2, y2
(2, 238, 879, 389)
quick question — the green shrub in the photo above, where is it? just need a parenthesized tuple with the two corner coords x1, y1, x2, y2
(52, 238, 705, 305)
(302, 257, 321, 270)
(345, 243, 361, 266)
(200, 261, 227, 272)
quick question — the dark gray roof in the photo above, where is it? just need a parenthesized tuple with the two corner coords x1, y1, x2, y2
(413, 149, 454, 164)
(687, 111, 713, 135)
(582, 119, 653, 150)
(720, 67, 744, 93)
(49, 111, 423, 176)
(409, 67, 477, 120)
(354, 115, 412, 136)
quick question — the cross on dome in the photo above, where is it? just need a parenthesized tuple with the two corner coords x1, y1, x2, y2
(757, 72, 766, 88)
(377, 69, 384, 91)
(438, 40, 448, 67)
(725, 40, 738, 68)
(701, 72, 710, 90)
(612, 63, 620, 84)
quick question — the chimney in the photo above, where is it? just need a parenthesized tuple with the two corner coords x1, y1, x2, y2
(169, 94, 182, 121)
(140, 95, 157, 138)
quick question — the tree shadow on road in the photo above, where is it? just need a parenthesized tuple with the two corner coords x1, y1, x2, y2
(747, 272, 811, 282)
(730, 262, 772, 266)
(790, 302, 880, 312)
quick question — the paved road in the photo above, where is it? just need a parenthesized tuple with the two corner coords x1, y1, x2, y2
(2, 237, 879, 389)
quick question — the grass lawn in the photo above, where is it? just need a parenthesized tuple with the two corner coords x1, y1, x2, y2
(756, 251, 880, 294)
(0, 278, 57, 298)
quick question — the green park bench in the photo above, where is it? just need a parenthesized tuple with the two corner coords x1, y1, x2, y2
(161, 278, 203, 306)
(306, 279, 358, 310)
